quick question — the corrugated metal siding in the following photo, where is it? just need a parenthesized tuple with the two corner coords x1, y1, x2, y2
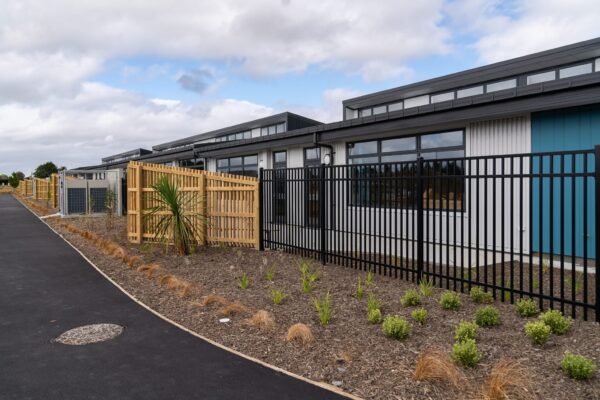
(467, 115, 531, 156)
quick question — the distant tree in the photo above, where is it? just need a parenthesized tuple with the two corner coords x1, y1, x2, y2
(8, 172, 21, 188)
(33, 162, 58, 178)
(14, 171, 25, 180)
(0, 174, 8, 186)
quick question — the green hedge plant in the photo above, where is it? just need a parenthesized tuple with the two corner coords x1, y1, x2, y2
(539, 310, 572, 335)
(455, 321, 478, 342)
(524, 321, 551, 345)
(469, 287, 493, 304)
(411, 308, 428, 325)
(439, 291, 461, 310)
(400, 289, 421, 307)
(515, 298, 539, 317)
(452, 338, 480, 368)
(382, 316, 411, 340)
(561, 352, 597, 380)
(474, 305, 500, 327)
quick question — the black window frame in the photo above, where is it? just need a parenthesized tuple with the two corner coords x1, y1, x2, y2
(303, 147, 322, 228)
(216, 154, 259, 177)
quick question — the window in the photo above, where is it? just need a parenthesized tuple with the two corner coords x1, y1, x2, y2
(304, 148, 322, 227)
(388, 102, 403, 112)
(373, 105, 387, 115)
(251, 128, 261, 138)
(527, 70, 555, 85)
(457, 86, 483, 98)
(486, 79, 516, 93)
(273, 151, 287, 167)
(345, 107, 358, 119)
(179, 158, 205, 170)
(276, 123, 286, 133)
(596, 58, 600, 72)
(347, 130, 465, 210)
(404, 95, 429, 109)
(359, 108, 372, 117)
(272, 151, 287, 223)
(268, 125, 276, 135)
(430, 92, 454, 103)
(261, 127, 269, 136)
(560, 63, 592, 79)
(216, 154, 258, 177)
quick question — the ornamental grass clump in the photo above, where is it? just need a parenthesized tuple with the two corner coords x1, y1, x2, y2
(411, 308, 428, 325)
(455, 321, 478, 342)
(475, 306, 500, 327)
(356, 275, 364, 300)
(238, 272, 249, 289)
(482, 359, 531, 400)
(314, 291, 332, 326)
(524, 321, 551, 345)
(439, 291, 461, 310)
(400, 289, 421, 307)
(265, 263, 276, 282)
(271, 288, 287, 305)
(539, 310, 572, 335)
(382, 316, 411, 340)
(418, 277, 434, 297)
(145, 176, 205, 255)
(368, 308, 382, 324)
(246, 310, 275, 330)
(561, 352, 597, 380)
(414, 349, 464, 389)
(515, 298, 539, 317)
(452, 339, 480, 368)
(286, 323, 313, 346)
(300, 261, 319, 293)
(470, 287, 493, 304)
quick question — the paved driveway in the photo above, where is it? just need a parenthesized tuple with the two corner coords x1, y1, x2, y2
(0, 195, 344, 400)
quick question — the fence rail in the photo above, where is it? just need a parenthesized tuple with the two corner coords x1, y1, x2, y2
(127, 161, 259, 248)
(261, 147, 600, 321)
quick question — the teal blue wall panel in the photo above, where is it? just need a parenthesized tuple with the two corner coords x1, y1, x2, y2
(531, 105, 600, 258)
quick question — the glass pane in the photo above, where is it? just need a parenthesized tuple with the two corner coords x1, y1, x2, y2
(345, 107, 358, 119)
(243, 131, 251, 139)
(381, 137, 416, 152)
(244, 155, 258, 165)
(421, 131, 463, 149)
(560, 63, 592, 79)
(486, 79, 516, 92)
(430, 92, 454, 103)
(236, 133, 243, 140)
(422, 149, 465, 160)
(276, 123, 286, 133)
(349, 156, 378, 164)
(217, 159, 228, 168)
(229, 157, 242, 166)
(596, 58, 600, 72)
(261, 127, 268, 136)
(274, 152, 286, 163)
(381, 154, 417, 163)
(251, 128, 261, 138)
(373, 105, 387, 115)
(268, 125, 276, 135)
(305, 148, 320, 160)
(228, 134, 236, 141)
(404, 95, 429, 109)
(388, 102, 403, 112)
(359, 108, 372, 117)
(348, 141, 377, 156)
(527, 70, 555, 84)
(456, 86, 483, 98)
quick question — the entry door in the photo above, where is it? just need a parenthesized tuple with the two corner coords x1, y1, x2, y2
(272, 151, 287, 223)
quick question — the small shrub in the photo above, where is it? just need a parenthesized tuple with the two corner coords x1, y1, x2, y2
(238, 272, 249, 289)
(271, 288, 287, 305)
(482, 359, 531, 400)
(314, 291, 332, 325)
(286, 323, 313, 346)
(418, 277, 434, 297)
(452, 339, 480, 368)
(300, 262, 319, 293)
(367, 292, 381, 313)
(411, 308, 428, 325)
(475, 306, 500, 327)
(221, 302, 249, 316)
(414, 349, 464, 389)
(246, 310, 275, 330)
(400, 289, 421, 307)
(382, 316, 411, 340)
(470, 287, 493, 304)
(539, 310, 572, 335)
(455, 321, 478, 342)
(561, 351, 597, 380)
(515, 298, 539, 317)
(265, 263, 276, 282)
(367, 308, 382, 324)
(439, 291, 461, 310)
(524, 321, 551, 345)
(366, 270, 374, 286)
(356, 275, 364, 300)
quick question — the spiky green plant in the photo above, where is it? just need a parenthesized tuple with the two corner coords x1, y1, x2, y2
(145, 176, 205, 255)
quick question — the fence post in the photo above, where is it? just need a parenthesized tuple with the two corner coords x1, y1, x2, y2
(416, 157, 424, 282)
(595, 145, 600, 322)
(135, 164, 143, 244)
(199, 173, 207, 246)
(320, 163, 327, 265)
(258, 168, 264, 251)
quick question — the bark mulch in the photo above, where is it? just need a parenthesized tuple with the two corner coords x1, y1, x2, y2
(29, 205, 600, 400)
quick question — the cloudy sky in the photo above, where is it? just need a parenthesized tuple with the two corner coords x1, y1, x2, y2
(1, 0, 599, 174)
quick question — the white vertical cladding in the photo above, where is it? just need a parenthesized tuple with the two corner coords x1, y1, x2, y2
(206, 158, 216, 172)
(332, 142, 346, 165)
(287, 147, 305, 168)
(466, 115, 532, 266)
(258, 150, 270, 169)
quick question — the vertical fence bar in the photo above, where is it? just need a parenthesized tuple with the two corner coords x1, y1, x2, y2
(258, 168, 264, 251)
(595, 145, 600, 323)
(416, 157, 424, 282)
(320, 163, 327, 265)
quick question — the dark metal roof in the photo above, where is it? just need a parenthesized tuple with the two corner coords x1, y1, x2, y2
(101, 148, 152, 163)
(344, 36, 600, 109)
(152, 112, 321, 151)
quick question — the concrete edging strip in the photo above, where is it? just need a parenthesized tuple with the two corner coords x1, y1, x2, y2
(14, 196, 361, 400)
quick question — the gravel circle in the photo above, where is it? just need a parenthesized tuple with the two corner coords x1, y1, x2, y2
(54, 323, 124, 345)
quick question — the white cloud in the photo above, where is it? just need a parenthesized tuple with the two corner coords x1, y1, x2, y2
(446, 0, 600, 64)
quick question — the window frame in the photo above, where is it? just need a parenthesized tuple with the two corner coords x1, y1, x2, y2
(216, 154, 259, 176)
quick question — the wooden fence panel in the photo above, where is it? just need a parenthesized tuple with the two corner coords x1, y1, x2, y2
(34, 178, 51, 201)
(50, 174, 59, 208)
(127, 161, 259, 249)
(20, 179, 33, 197)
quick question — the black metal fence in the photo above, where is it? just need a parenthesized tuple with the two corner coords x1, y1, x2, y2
(260, 147, 600, 321)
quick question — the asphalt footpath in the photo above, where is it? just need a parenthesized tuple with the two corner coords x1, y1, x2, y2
(0, 194, 345, 400)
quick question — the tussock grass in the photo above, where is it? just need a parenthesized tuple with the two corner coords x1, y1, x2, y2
(414, 349, 465, 389)
(178, 281, 193, 298)
(246, 310, 275, 330)
(137, 263, 161, 278)
(126, 255, 143, 269)
(200, 294, 229, 307)
(221, 302, 249, 316)
(481, 359, 531, 400)
(286, 323, 313, 346)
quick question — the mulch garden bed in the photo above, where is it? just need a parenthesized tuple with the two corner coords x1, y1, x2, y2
(20, 196, 600, 399)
